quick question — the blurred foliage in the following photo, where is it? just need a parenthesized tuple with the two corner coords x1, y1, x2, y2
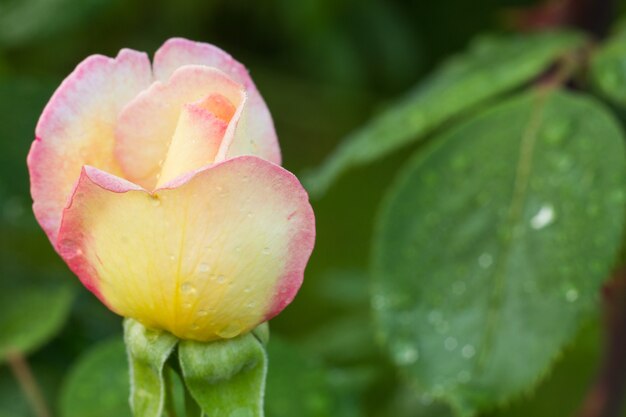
(2, 0, 626, 416)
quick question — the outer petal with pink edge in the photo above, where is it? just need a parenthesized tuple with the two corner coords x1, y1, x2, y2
(57, 157, 315, 341)
(28, 49, 152, 242)
(153, 37, 281, 165)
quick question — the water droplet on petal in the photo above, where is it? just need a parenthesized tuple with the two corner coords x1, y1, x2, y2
(262, 247, 271, 255)
(181, 282, 196, 295)
(216, 275, 226, 284)
(197, 309, 208, 317)
(198, 263, 210, 273)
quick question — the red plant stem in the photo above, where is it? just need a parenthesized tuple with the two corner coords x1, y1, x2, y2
(576, 271, 626, 417)
(6, 350, 51, 417)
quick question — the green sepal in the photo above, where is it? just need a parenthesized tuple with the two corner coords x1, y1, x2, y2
(251, 323, 270, 346)
(123, 319, 178, 417)
(179, 332, 268, 417)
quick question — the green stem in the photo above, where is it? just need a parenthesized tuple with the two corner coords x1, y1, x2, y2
(6, 350, 51, 417)
(164, 367, 179, 417)
(184, 386, 202, 417)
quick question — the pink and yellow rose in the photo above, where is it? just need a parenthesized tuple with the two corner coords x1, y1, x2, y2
(27, 38, 315, 341)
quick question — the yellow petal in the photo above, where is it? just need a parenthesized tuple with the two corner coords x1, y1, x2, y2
(57, 157, 315, 341)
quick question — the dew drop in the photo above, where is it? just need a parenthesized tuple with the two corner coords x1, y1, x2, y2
(565, 288, 579, 302)
(198, 263, 210, 273)
(457, 370, 471, 383)
(197, 309, 208, 317)
(461, 344, 476, 359)
(216, 275, 226, 284)
(262, 247, 271, 255)
(435, 321, 449, 334)
(543, 120, 571, 144)
(452, 281, 466, 296)
(530, 204, 555, 230)
(244, 286, 252, 293)
(444, 337, 458, 351)
(393, 342, 419, 365)
(428, 310, 442, 324)
(191, 323, 200, 330)
(181, 282, 197, 295)
(371, 294, 387, 310)
(478, 252, 493, 269)
(217, 322, 241, 338)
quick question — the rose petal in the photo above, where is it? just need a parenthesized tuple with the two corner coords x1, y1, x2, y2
(154, 38, 281, 165)
(57, 157, 315, 341)
(156, 99, 230, 188)
(28, 49, 152, 242)
(114, 65, 246, 190)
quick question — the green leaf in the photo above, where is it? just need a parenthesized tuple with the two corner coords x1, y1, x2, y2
(589, 25, 626, 108)
(484, 316, 601, 417)
(305, 31, 586, 196)
(60, 339, 132, 417)
(0, 280, 74, 359)
(124, 319, 178, 417)
(372, 90, 626, 415)
(179, 333, 267, 417)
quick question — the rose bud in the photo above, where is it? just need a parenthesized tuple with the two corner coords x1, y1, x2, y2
(28, 38, 315, 341)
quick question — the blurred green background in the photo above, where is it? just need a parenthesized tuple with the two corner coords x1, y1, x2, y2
(1, 0, 626, 416)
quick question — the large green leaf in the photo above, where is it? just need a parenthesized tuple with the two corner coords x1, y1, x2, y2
(372, 90, 626, 415)
(0, 279, 74, 360)
(60, 339, 132, 417)
(305, 31, 586, 196)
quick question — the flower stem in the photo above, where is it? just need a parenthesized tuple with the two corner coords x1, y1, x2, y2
(164, 367, 179, 417)
(6, 350, 51, 417)
(184, 385, 202, 417)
